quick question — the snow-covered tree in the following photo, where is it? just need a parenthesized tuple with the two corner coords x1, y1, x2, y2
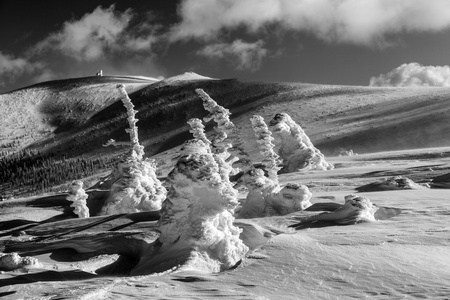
(100, 158, 167, 214)
(195, 89, 251, 173)
(250, 115, 282, 184)
(237, 115, 312, 218)
(269, 112, 333, 172)
(133, 139, 248, 274)
(187, 118, 211, 150)
(99, 85, 166, 215)
(66, 180, 89, 218)
(117, 84, 144, 160)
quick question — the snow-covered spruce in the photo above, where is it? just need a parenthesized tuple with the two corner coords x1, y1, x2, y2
(117, 84, 144, 160)
(250, 115, 282, 184)
(236, 169, 312, 218)
(195, 89, 250, 173)
(269, 112, 333, 172)
(187, 116, 238, 186)
(100, 158, 166, 214)
(99, 86, 166, 215)
(133, 139, 248, 274)
(67, 180, 89, 218)
(187, 118, 211, 150)
(236, 115, 312, 218)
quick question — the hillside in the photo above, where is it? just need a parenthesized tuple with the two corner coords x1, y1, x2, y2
(3, 73, 450, 160)
(2, 72, 450, 197)
(0, 75, 158, 154)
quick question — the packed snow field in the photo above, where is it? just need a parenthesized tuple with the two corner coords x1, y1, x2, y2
(1, 74, 450, 299)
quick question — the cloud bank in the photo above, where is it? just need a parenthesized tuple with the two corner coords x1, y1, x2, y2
(4, 1, 450, 92)
(31, 5, 157, 61)
(171, 0, 450, 46)
(369, 63, 450, 87)
(0, 52, 43, 80)
(197, 40, 267, 71)
(0, 5, 164, 92)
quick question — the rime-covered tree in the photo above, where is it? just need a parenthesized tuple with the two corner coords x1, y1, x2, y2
(237, 115, 312, 218)
(187, 116, 238, 184)
(100, 85, 166, 214)
(269, 112, 333, 172)
(251, 115, 282, 184)
(195, 89, 250, 173)
(66, 180, 89, 218)
(117, 84, 144, 160)
(131, 139, 248, 274)
(187, 118, 211, 149)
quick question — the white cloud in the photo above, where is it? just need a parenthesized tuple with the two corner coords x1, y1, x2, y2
(197, 40, 267, 71)
(369, 63, 450, 87)
(32, 69, 58, 84)
(0, 5, 166, 92)
(32, 5, 157, 61)
(0, 52, 44, 87)
(0, 52, 39, 76)
(170, 0, 450, 46)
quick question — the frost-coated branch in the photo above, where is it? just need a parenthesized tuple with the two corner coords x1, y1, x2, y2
(67, 180, 89, 218)
(117, 84, 145, 161)
(187, 118, 211, 149)
(102, 139, 130, 148)
(251, 115, 282, 184)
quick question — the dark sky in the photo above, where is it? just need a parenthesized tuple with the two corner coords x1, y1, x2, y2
(1, 0, 450, 93)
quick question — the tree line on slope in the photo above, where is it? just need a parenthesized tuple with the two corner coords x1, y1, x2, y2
(0, 150, 111, 198)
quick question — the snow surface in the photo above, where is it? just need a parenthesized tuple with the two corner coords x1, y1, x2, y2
(1, 147, 450, 299)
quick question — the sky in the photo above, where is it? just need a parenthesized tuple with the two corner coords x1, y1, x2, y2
(2, 0, 450, 93)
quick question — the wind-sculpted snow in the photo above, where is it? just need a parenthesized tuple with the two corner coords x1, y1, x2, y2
(430, 172, 450, 188)
(269, 112, 333, 172)
(0, 252, 41, 271)
(67, 180, 89, 218)
(356, 175, 428, 192)
(290, 194, 378, 227)
(131, 139, 248, 274)
(340, 194, 377, 223)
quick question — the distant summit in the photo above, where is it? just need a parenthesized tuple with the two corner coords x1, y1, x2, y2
(158, 72, 216, 85)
